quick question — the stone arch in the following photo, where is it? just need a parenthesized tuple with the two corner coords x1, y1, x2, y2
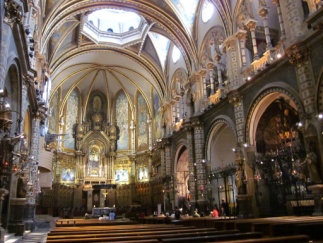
(205, 116, 237, 169)
(246, 84, 304, 146)
(5, 60, 22, 133)
(173, 141, 190, 209)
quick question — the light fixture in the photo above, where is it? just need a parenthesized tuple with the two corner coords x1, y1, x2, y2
(276, 53, 282, 59)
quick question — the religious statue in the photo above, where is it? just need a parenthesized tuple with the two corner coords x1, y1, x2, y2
(305, 151, 322, 184)
(235, 166, 247, 194)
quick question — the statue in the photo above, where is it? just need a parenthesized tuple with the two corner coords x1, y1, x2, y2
(305, 151, 322, 184)
(235, 167, 247, 194)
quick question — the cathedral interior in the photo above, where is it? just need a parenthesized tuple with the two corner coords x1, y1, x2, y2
(1, 0, 323, 233)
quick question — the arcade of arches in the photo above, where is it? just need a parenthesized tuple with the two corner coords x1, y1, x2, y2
(1, 0, 323, 232)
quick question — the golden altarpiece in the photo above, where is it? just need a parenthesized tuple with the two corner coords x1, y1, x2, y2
(42, 90, 163, 214)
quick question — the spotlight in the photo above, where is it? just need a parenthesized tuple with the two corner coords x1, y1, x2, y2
(29, 38, 34, 43)
(25, 29, 30, 35)
(29, 46, 34, 51)
(29, 52, 33, 58)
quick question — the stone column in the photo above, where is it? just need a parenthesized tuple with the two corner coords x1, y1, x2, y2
(223, 35, 241, 90)
(186, 126, 196, 212)
(207, 63, 215, 95)
(214, 54, 224, 98)
(258, 2, 273, 49)
(229, 93, 245, 144)
(281, 0, 306, 43)
(147, 115, 152, 150)
(199, 69, 208, 107)
(246, 19, 259, 60)
(130, 119, 135, 153)
(236, 29, 248, 67)
(192, 121, 207, 211)
(272, 0, 286, 40)
(287, 46, 315, 115)
(23, 112, 43, 231)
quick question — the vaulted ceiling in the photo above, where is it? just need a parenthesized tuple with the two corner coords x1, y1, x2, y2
(41, 0, 275, 120)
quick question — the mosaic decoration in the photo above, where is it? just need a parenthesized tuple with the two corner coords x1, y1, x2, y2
(153, 90, 163, 140)
(116, 92, 129, 150)
(137, 92, 148, 148)
(61, 168, 75, 182)
(138, 167, 149, 181)
(48, 90, 58, 133)
(115, 169, 129, 182)
(65, 89, 78, 149)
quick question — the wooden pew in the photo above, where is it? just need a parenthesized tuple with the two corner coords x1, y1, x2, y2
(214, 234, 310, 243)
(46, 229, 243, 242)
(47, 228, 236, 240)
(49, 225, 191, 234)
(160, 232, 263, 243)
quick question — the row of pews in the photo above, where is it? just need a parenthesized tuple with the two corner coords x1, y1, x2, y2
(44, 216, 323, 243)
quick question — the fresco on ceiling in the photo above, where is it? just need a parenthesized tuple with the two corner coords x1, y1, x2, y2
(49, 21, 73, 56)
(48, 90, 58, 133)
(170, 0, 198, 33)
(137, 92, 148, 148)
(116, 92, 129, 150)
(45, 0, 60, 16)
(65, 89, 78, 149)
(153, 90, 163, 140)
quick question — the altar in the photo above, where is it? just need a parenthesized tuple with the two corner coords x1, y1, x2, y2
(92, 207, 115, 218)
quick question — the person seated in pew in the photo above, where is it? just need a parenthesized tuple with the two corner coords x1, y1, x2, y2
(192, 208, 200, 217)
(212, 204, 219, 217)
(109, 210, 116, 220)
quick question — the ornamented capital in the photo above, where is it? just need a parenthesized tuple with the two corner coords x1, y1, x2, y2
(229, 93, 243, 107)
(258, 7, 269, 18)
(4, 0, 23, 27)
(286, 44, 308, 67)
(246, 19, 257, 31)
(23, 74, 35, 87)
(236, 29, 247, 40)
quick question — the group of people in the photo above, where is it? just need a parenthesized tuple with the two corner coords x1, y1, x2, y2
(211, 199, 229, 217)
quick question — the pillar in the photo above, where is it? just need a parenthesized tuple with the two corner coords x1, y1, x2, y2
(272, 0, 286, 40)
(246, 19, 259, 60)
(258, 1, 273, 49)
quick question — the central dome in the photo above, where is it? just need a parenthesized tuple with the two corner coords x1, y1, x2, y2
(82, 9, 148, 46)
(87, 9, 142, 34)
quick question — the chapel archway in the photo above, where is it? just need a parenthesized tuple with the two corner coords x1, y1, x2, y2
(207, 121, 237, 215)
(174, 146, 189, 212)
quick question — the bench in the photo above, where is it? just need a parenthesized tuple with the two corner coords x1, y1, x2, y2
(46, 229, 244, 242)
(215, 234, 310, 243)
(160, 232, 263, 242)
(48, 225, 192, 234)
(293, 221, 323, 240)
(47, 228, 235, 240)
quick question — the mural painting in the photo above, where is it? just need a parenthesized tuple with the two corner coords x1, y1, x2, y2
(48, 90, 58, 133)
(137, 92, 148, 148)
(65, 89, 78, 149)
(116, 92, 129, 150)
(115, 169, 129, 182)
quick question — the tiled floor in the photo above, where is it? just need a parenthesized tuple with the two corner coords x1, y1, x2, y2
(5, 215, 57, 243)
